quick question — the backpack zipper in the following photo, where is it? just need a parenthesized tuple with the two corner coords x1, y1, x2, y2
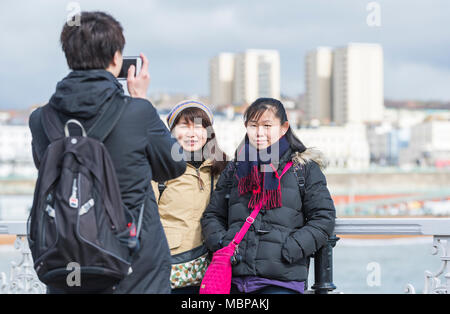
(69, 176, 79, 208)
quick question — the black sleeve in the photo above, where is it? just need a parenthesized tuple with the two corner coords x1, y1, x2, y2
(144, 102, 186, 182)
(31, 142, 40, 169)
(282, 160, 336, 263)
(28, 108, 48, 170)
(200, 161, 234, 252)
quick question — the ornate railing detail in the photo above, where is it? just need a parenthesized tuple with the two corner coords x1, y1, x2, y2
(0, 235, 46, 294)
(405, 236, 449, 294)
(334, 218, 450, 294)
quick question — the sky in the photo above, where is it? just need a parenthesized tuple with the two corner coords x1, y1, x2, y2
(0, 0, 449, 109)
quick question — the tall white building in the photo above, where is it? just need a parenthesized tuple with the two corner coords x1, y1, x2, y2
(233, 49, 280, 105)
(305, 47, 333, 124)
(332, 43, 384, 125)
(209, 53, 235, 106)
(399, 120, 450, 166)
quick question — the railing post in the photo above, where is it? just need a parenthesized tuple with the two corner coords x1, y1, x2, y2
(312, 234, 339, 294)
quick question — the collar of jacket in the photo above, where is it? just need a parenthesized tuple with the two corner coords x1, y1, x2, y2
(291, 147, 328, 170)
(185, 158, 213, 171)
(185, 158, 213, 191)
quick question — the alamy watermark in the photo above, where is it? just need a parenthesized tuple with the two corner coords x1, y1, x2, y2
(366, 2, 381, 27)
(366, 262, 381, 287)
(66, 2, 81, 27)
(66, 262, 81, 287)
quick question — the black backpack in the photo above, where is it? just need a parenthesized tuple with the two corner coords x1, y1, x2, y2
(27, 98, 142, 291)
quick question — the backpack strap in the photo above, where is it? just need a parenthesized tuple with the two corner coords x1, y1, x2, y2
(210, 172, 215, 196)
(292, 160, 306, 202)
(157, 182, 166, 203)
(41, 94, 128, 143)
(224, 161, 236, 201)
(291, 157, 310, 288)
(88, 96, 129, 142)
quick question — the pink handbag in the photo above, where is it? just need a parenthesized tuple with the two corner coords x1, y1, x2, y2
(199, 161, 293, 294)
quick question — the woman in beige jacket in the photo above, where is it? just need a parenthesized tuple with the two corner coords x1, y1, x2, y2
(152, 100, 228, 294)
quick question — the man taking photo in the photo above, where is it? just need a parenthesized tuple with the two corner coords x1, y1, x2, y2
(28, 11, 186, 294)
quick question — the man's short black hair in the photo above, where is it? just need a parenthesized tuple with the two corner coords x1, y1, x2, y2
(60, 11, 125, 70)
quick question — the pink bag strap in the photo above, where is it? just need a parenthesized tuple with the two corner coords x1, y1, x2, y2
(232, 161, 293, 246)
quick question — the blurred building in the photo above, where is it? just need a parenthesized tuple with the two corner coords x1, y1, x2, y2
(233, 49, 280, 105)
(399, 120, 450, 167)
(383, 103, 450, 128)
(304, 47, 333, 124)
(209, 53, 235, 106)
(333, 43, 384, 125)
(294, 123, 370, 169)
(304, 43, 384, 126)
(209, 49, 280, 107)
(366, 123, 409, 166)
(0, 111, 12, 124)
(211, 114, 246, 158)
(0, 124, 36, 178)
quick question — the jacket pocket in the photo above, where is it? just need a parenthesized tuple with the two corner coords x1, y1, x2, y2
(281, 234, 304, 264)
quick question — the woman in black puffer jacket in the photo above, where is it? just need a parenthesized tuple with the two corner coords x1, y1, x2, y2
(201, 98, 336, 294)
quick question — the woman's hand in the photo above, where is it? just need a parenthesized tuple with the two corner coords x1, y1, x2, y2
(127, 53, 150, 99)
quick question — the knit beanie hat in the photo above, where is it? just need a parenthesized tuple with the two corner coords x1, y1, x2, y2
(166, 100, 214, 129)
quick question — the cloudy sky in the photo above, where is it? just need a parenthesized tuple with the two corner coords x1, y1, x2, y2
(0, 0, 449, 109)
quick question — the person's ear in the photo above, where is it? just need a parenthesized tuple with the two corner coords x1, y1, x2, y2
(112, 50, 122, 66)
(281, 121, 289, 136)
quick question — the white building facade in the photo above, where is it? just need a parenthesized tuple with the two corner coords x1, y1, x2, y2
(232, 49, 280, 106)
(0, 124, 36, 178)
(332, 43, 384, 125)
(209, 53, 235, 106)
(294, 123, 370, 170)
(399, 120, 450, 167)
(304, 47, 333, 124)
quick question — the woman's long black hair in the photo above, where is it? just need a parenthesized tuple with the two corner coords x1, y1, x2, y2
(236, 97, 307, 158)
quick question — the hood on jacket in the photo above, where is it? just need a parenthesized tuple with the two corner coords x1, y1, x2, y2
(292, 147, 328, 170)
(48, 70, 124, 120)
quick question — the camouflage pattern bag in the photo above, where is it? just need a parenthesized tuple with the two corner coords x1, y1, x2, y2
(170, 245, 209, 289)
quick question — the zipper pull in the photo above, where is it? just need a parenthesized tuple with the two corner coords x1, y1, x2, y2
(69, 178, 79, 208)
(196, 168, 205, 191)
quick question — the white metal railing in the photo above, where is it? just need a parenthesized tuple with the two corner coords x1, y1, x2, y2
(1, 218, 449, 294)
(0, 221, 46, 294)
(334, 218, 450, 294)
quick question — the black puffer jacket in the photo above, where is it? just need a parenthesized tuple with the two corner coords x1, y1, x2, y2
(28, 70, 186, 293)
(201, 147, 336, 282)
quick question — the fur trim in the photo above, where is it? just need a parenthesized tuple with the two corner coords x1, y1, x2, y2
(292, 147, 328, 171)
